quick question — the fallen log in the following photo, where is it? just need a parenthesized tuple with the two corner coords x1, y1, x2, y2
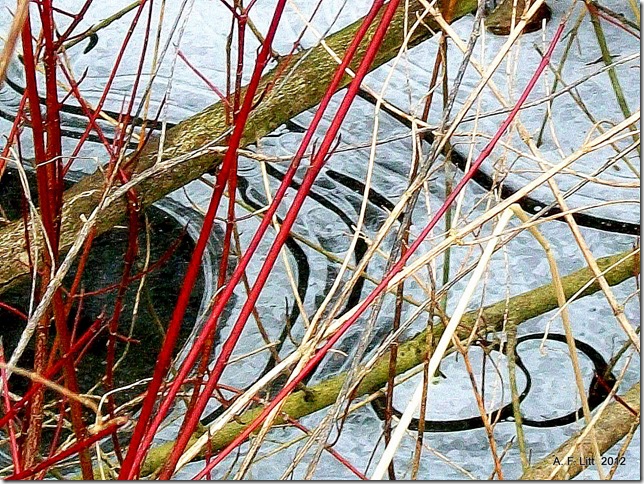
(139, 249, 639, 476)
(520, 382, 640, 480)
(0, 0, 480, 294)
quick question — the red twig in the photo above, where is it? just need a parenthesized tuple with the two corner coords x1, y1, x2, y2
(55, 0, 94, 48)
(40, 3, 94, 476)
(65, 0, 149, 162)
(0, 317, 104, 430)
(0, 302, 28, 321)
(20, 11, 53, 240)
(40, 397, 69, 480)
(119, 1, 289, 477)
(178, 50, 230, 106)
(286, 418, 367, 480)
(585, 2, 640, 39)
(19, 7, 94, 476)
(6, 420, 125, 480)
(0, 94, 28, 178)
(103, 190, 139, 464)
(0, 342, 21, 474)
(187, 0, 248, 421)
(137, 2, 387, 478)
(192, 13, 568, 479)
(58, 64, 117, 162)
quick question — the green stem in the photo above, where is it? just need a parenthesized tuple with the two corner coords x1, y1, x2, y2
(507, 324, 529, 471)
(139, 249, 638, 477)
(586, 1, 639, 152)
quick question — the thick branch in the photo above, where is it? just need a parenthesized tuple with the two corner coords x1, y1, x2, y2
(520, 382, 640, 480)
(140, 249, 639, 476)
(0, 0, 479, 294)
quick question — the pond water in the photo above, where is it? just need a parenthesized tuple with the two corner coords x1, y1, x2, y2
(0, 0, 639, 479)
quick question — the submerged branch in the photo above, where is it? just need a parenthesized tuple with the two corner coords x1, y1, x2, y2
(139, 249, 639, 476)
(520, 382, 640, 480)
(0, 0, 479, 294)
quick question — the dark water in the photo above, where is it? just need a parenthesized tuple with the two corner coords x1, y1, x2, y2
(0, 169, 205, 404)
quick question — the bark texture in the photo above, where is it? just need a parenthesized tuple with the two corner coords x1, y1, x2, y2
(0, 0, 479, 294)
(520, 382, 640, 480)
(139, 250, 639, 476)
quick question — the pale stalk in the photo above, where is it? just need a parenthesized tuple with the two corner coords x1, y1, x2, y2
(370, 206, 514, 479)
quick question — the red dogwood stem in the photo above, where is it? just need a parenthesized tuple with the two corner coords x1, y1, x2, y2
(192, 14, 568, 480)
(6, 421, 124, 480)
(119, 1, 289, 478)
(150, 3, 389, 479)
(133, 1, 387, 474)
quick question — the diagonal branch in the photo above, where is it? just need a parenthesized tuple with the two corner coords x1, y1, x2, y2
(138, 248, 638, 477)
(520, 382, 640, 480)
(0, 0, 480, 295)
